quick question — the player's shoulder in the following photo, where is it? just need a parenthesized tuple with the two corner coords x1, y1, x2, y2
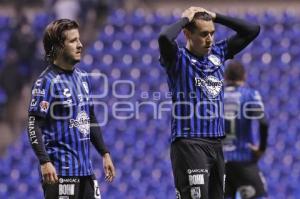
(33, 66, 56, 85)
(178, 47, 186, 56)
(214, 39, 228, 49)
(211, 39, 229, 59)
(240, 85, 262, 100)
(75, 67, 92, 87)
(74, 67, 89, 77)
(75, 66, 87, 73)
(243, 85, 260, 95)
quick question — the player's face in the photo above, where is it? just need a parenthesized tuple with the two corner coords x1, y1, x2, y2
(187, 20, 215, 56)
(61, 29, 83, 65)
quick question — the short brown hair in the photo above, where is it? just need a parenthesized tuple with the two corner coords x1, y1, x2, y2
(225, 60, 246, 82)
(185, 12, 213, 33)
(43, 19, 79, 63)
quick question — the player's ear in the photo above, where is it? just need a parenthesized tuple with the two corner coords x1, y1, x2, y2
(53, 43, 64, 58)
(183, 28, 192, 40)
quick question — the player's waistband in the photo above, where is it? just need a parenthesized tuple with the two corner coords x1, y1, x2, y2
(172, 136, 225, 145)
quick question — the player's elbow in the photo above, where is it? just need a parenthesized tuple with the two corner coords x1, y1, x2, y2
(158, 26, 171, 42)
(158, 33, 168, 49)
(249, 24, 260, 40)
(158, 29, 168, 40)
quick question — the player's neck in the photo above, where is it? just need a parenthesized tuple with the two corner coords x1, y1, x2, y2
(186, 44, 205, 58)
(53, 59, 74, 71)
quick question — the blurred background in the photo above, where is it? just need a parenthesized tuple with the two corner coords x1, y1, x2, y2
(0, 0, 299, 198)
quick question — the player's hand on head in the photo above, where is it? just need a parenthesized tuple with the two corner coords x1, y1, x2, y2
(181, 7, 216, 21)
(203, 9, 216, 19)
(103, 153, 116, 183)
(182, 6, 205, 22)
(41, 162, 58, 184)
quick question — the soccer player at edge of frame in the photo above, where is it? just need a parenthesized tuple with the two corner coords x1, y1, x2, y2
(223, 60, 269, 199)
(158, 6, 260, 199)
(27, 19, 115, 199)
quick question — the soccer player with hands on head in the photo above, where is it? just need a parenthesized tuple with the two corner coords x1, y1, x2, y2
(158, 6, 260, 199)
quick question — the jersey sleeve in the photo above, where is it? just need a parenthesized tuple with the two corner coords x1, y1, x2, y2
(158, 17, 188, 71)
(159, 43, 181, 74)
(28, 77, 54, 118)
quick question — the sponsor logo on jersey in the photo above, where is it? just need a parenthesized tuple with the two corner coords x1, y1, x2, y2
(59, 184, 75, 196)
(69, 111, 90, 137)
(187, 169, 208, 174)
(32, 89, 45, 96)
(63, 88, 71, 98)
(59, 178, 80, 184)
(35, 79, 43, 86)
(188, 174, 204, 186)
(28, 116, 38, 144)
(30, 99, 37, 107)
(195, 76, 223, 98)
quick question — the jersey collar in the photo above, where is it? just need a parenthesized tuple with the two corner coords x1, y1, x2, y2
(51, 63, 75, 74)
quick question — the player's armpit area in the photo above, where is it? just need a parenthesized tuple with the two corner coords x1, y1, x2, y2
(27, 114, 51, 165)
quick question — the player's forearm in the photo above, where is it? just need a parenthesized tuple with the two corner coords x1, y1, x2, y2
(215, 13, 260, 58)
(90, 111, 109, 156)
(28, 115, 51, 165)
(158, 17, 189, 43)
(215, 13, 260, 37)
(259, 117, 269, 151)
(158, 18, 188, 65)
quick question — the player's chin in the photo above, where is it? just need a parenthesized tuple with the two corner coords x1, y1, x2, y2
(72, 57, 81, 64)
(200, 49, 210, 56)
(74, 55, 81, 62)
(203, 47, 211, 55)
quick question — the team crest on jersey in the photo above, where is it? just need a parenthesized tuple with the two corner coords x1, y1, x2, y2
(208, 54, 221, 66)
(190, 187, 201, 199)
(195, 76, 223, 98)
(82, 82, 89, 94)
(69, 111, 90, 137)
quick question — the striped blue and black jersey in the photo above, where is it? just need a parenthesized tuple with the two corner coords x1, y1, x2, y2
(161, 40, 230, 141)
(223, 85, 264, 162)
(28, 64, 94, 176)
